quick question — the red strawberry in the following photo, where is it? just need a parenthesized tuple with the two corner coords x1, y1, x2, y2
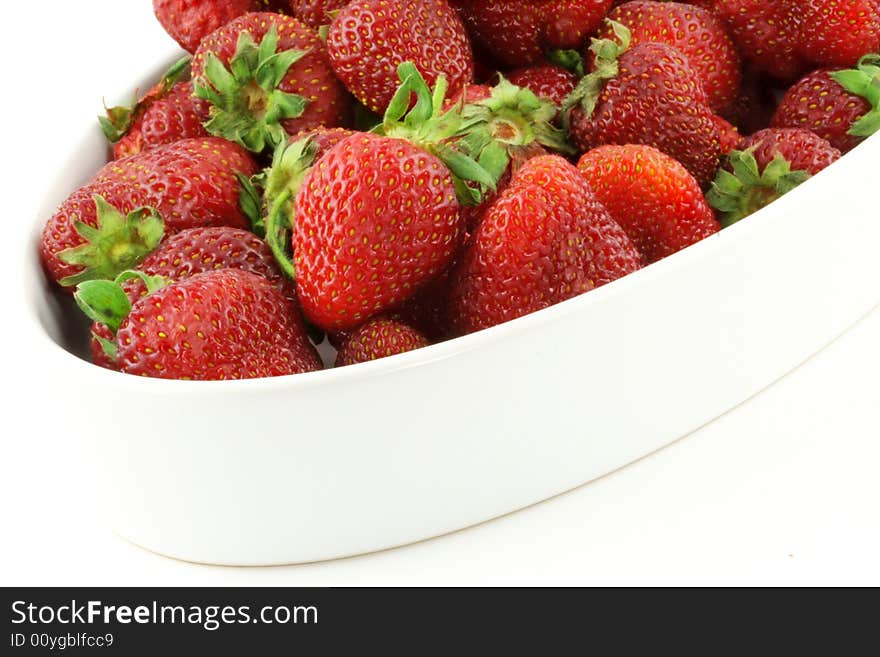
(193, 12, 350, 153)
(450, 1, 613, 68)
(507, 65, 578, 107)
(543, 1, 618, 50)
(716, 0, 880, 79)
(771, 57, 880, 153)
(100, 59, 209, 160)
(335, 316, 430, 366)
(577, 145, 721, 264)
(288, 0, 348, 27)
(327, 0, 474, 115)
(153, 0, 258, 54)
(77, 269, 322, 380)
(599, 2, 741, 113)
(708, 127, 841, 225)
(449, 1, 546, 69)
(447, 155, 642, 336)
(714, 0, 805, 80)
(41, 137, 259, 288)
(565, 23, 725, 186)
(294, 132, 464, 330)
(799, 0, 880, 70)
(287, 65, 505, 331)
(443, 84, 493, 110)
(88, 226, 298, 370)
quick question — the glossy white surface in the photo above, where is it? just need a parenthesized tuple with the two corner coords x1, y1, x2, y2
(2, 2, 879, 576)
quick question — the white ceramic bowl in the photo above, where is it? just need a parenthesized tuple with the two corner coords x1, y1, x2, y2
(20, 57, 880, 566)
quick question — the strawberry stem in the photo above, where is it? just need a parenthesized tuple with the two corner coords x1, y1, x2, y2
(831, 53, 880, 138)
(375, 62, 502, 206)
(707, 150, 811, 226)
(58, 195, 165, 288)
(561, 20, 631, 127)
(99, 56, 191, 143)
(195, 26, 310, 153)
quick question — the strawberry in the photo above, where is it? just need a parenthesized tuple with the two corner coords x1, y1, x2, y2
(450, 1, 614, 69)
(451, 77, 574, 230)
(88, 226, 298, 370)
(599, 2, 741, 113)
(799, 0, 880, 70)
(447, 155, 642, 336)
(577, 145, 721, 264)
(771, 56, 880, 153)
(288, 0, 348, 27)
(153, 0, 258, 54)
(289, 64, 501, 331)
(76, 269, 322, 380)
(564, 22, 725, 186)
(327, 0, 474, 115)
(507, 65, 578, 107)
(193, 12, 350, 153)
(708, 127, 841, 225)
(716, 0, 880, 79)
(41, 138, 259, 289)
(714, 0, 805, 81)
(335, 316, 430, 366)
(100, 58, 209, 159)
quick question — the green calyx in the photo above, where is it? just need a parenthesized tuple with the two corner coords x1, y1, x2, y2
(707, 150, 812, 227)
(831, 53, 880, 138)
(547, 49, 586, 78)
(561, 20, 631, 128)
(99, 56, 190, 143)
(57, 195, 165, 288)
(373, 62, 501, 206)
(194, 25, 311, 153)
(241, 137, 319, 280)
(456, 76, 575, 184)
(75, 270, 170, 361)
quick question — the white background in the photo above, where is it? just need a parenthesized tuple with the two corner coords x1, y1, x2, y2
(1, 2, 878, 586)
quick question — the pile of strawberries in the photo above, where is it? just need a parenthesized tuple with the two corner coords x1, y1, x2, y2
(39, 0, 880, 381)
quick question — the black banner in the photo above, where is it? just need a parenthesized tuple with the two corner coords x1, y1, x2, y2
(1, 587, 873, 653)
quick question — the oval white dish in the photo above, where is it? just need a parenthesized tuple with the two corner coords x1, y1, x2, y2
(19, 55, 880, 566)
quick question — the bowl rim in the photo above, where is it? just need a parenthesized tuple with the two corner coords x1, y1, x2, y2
(22, 53, 876, 395)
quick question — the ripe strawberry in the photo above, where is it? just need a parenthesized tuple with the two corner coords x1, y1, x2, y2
(193, 12, 350, 153)
(565, 22, 725, 186)
(714, 0, 805, 80)
(450, 1, 614, 69)
(77, 269, 322, 380)
(289, 65, 502, 331)
(577, 145, 721, 264)
(100, 58, 209, 159)
(599, 2, 741, 113)
(327, 0, 474, 115)
(708, 128, 841, 225)
(153, 0, 258, 54)
(451, 77, 574, 230)
(507, 65, 578, 107)
(288, 0, 348, 27)
(41, 138, 259, 289)
(771, 56, 880, 153)
(443, 84, 493, 110)
(716, 0, 880, 79)
(335, 316, 430, 366)
(447, 155, 642, 336)
(799, 0, 880, 70)
(88, 226, 298, 370)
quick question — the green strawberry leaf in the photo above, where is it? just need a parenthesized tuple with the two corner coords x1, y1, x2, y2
(58, 196, 165, 288)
